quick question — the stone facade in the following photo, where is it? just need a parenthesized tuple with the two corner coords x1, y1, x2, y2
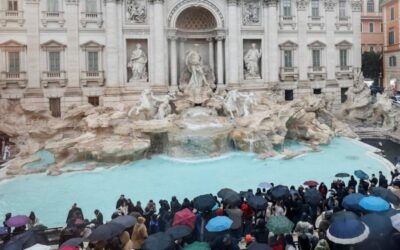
(0, 0, 361, 115)
(361, 0, 384, 53)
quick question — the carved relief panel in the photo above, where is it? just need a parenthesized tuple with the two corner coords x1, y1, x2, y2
(126, 0, 147, 24)
(242, 0, 262, 26)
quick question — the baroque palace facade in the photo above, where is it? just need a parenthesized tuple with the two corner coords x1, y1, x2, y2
(0, 0, 362, 116)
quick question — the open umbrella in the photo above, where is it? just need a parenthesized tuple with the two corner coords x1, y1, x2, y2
(247, 196, 268, 210)
(142, 232, 174, 250)
(258, 182, 272, 190)
(361, 213, 393, 238)
(247, 242, 273, 250)
(217, 189, 241, 207)
(304, 188, 323, 206)
(60, 237, 84, 247)
(205, 216, 233, 232)
(111, 215, 137, 228)
(193, 194, 216, 212)
(335, 173, 350, 178)
(342, 193, 365, 211)
(330, 211, 359, 223)
(354, 170, 369, 180)
(6, 215, 30, 228)
(183, 241, 211, 250)
(217, 188, 236, 198)
(270, 185, 290, 201)
(87, 222, 125, 241)
(370, 187, 400, 206)
(304, 180, 319, 187)
(173, 208, 196, 230)
(359, 196, 390, 212)
(240, 191, 254, 200)
(3, 231, 49, 250)
(166, 225, 192, 240)
(266, 216, 294, 235)
(24, 244, 51, 250)
(327, 218, 369, 245)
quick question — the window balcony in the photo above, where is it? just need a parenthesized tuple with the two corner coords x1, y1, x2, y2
(41, 11, 65, 27)
(335, 16, 351, 30)
(279, 67, 299, 81)
(279, 15, 297, 30)
(0, 10, 24, 27)
(80, 71, 105, 87)
(307, 16, 324, 30)
(41, 71, 67, 87)
(308, 66, 327, 80)
(335, 65, 353, 79)
(80, 12, 103, 28)
(0, 71, 27, 88)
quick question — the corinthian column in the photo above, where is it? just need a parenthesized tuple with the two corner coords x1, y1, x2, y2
(267, 0, 279, 83)
(352, 0, 362, 72)
(105, 0, 119, 87)
(227, 0, 239, 84)
(216, 36, 225, 85)
(169, 36, 178, 88)
(25, 0, 40, 89)
(65, 0, 80, 88)
(325, 0, 337, 80)
(151, 0, 166, 86)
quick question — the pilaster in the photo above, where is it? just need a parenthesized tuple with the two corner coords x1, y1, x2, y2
(24, 0, 40, 89)
(297, 0, 308, 81)
(267, 0, 279, 83)
(65, 0, 80, 88)
(227, 0, 239, 84)
(325, 0, 337, 80)
(263, 1, 270, 82)
(352, 0, 362, 71)
(150, 0, 166, 86)
(105, 0, 120, 87)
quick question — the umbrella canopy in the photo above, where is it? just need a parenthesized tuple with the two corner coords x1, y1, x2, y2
(359, 196, 390, 212)
(193, 194, 216, 212)
(205, 216, 233, 232)
(6, 215, 30, 228)
(166, 225, 192, 240)
(183, 241, 211, 250)
(335, 173, 350, 178)
(361, 213, 393, 238)
(173, 208, 196, 230)
(24, 244, 51, 250)
(370, 187, 400, 206)
(270, 185, 290, 201)
(390, 213, 400, 232)
(29, 225, 47, 232)
(266, 216, 294, 235)
(60, 238, 84, 247)
(342, 193, 365, 211)
(247, 242, 273, 250)
(258, 182, 272, 190)
(354, 170, 369, 180)
(304, 188, 323, 206)
(247, 195, 268, 210)
(0, 226, 8, 236)
(218, 189, 241, 207)
(330, 211, 359, 223)
(142, 232, 174, 250)
(3, 231, 49, 250)
(111, 215, 137, 228)
(327, 218, 369, 245)
(87, 222, 125, 241)
(304, 180, 319, 187)
(217, 188, 236, 198)
(240, 191, 254, 200)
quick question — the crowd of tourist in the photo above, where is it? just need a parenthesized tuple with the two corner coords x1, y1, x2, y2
(1, 169, 400, 250)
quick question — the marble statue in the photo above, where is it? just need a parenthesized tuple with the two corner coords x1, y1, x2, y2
(126, 0, 146, 23)
(239, 92, 257, 116)
(243, 2, 260, 25)
(244, 43, 262, 79)
(185, 44, 210, 88)
(128, 89, 175, 120)
(151, 92, 176, 120)
(223, 90, 257, 118)
(128, 89, 155, 118)
(224, 90, 241, 119)
(128, 43, 148, 82)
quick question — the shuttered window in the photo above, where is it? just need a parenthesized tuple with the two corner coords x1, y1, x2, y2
(88, 51, 99, 72)
(340, 49, 347, 67)
(47, 0, 59, 12)
(8, 52, 20, 73)
(312, 50, 320, 67)
(284, 50, 292, 68)
(49, 51, 60, 72)
(86, 0, 97, 12)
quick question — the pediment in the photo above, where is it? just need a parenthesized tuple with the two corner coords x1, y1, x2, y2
(0, 40, 26, 48)
(41, 40, 66, 49)
(336, 40, 353, 48)
(307, 40, 326, 48)
(279, 40, 298, 49)
(80, 40, 104, 49)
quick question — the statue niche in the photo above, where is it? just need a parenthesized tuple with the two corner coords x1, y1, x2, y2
(127, 40, 148, 82)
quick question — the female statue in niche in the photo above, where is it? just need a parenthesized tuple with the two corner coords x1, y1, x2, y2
(128, 43, 148, 82)
(244, 43, 262, 79)
(185, 44, 210, 88)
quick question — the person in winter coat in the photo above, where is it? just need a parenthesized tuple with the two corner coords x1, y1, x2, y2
(251, 219, 269, 244)
(131, 216, 148, 249)
(170, 196, 182, 215)
(116, 195, 128, 209)
(348, 176, 357, 189)
(379, 171, 388, 188)
(284, 234, 296, 250)
(318, 183, 328, 199)
(181, 198, 192, 210)
(120, 231, 133, 250)
(210, 234, 240, 250)
(225, 206, 243, 239)
(91, 209, 103, 226)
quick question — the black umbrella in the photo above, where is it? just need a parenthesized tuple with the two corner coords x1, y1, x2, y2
(270, 185, 290, 200)
(335, 173, 350, 178)
(4, 231, 49, 250)
(166, 225, 192, 240)
(142, 232, 174, 250)
(111, 215, 137, 228)
(240, 191, 254, 200)
(330, 211, 359, 223)
(370, 187, 400, 206)
(193, 194, 216, 212)
(247, 196, 268, 210)
(28, 225, 47, 232)
(361, 213, 393, 239)
(61, 237, 85, 247)
(304, 188, 323, 206)
(217, 188, 236, 198)
(247, 242, 273, 250)
(87, 222, 125, 241)
(220, 191, 241, 207)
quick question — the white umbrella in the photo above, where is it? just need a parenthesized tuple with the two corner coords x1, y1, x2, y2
(390, 213, 400, 232)
(24, 244, 51, 250)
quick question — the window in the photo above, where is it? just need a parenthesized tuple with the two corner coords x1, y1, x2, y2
(340, 49, 347, 66)
(7, 0, 18, 11)
(284, 50, 292, 67)
(312, 50, 321, 67)
(86, 0, 97, 13)
(389, 56, 397, 66)
(47, 0, 59, 12)
(341, 88, 348, 103)
(339, 0, 346, 17)
(379, 0, 383, 12)
(283, 0, 292, 17)
(311, 0, 319, 17)
(87, 51, 99, 72)
(391, 7, 395, 20)
(389, 29, 395, 45)
(285, 90, 294, 101)
(49, 98, 61, 117)
(381, 23, 384, 32)
(8, 52, 20, 73)
(369, 23, 374, 32)
(313, 88, 322, 95)
(49, 51, 60, 72)
(367, 0, 374, 12)
(88, 96, 99, 106)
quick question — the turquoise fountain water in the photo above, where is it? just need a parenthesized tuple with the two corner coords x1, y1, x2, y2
(0, 137, 392, 227)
